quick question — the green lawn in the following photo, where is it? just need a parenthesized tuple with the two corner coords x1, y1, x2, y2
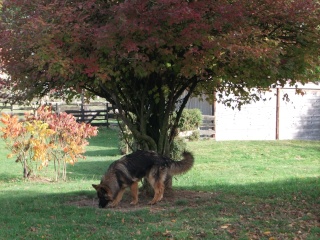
(0, 127, 319, 239)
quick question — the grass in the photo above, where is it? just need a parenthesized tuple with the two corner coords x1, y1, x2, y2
(0, 127, 319, 239)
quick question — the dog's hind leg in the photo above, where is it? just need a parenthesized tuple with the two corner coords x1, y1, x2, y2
(147, 168, 167, 205)
(109, 187, 126, 207)
(148, 181, 165, 205)
(130, 181, 139, 205)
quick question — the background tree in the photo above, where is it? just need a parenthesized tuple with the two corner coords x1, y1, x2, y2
(1, 0, 320, 156)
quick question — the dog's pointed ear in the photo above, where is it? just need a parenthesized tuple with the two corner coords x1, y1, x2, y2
(92, 184, 99, 190)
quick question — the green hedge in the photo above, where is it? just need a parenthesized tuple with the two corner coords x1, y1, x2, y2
(177, 109, 203, 131)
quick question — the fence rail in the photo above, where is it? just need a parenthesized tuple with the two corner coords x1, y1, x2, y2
(200, 115, 215, 138)
(0, 101, 115, 127)
(56, 102, 115, 126)
(64, 109, 115, 126)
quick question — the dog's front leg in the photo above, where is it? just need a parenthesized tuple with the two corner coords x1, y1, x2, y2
(109, 188, 126, 207)
(130, 181, 139, 205)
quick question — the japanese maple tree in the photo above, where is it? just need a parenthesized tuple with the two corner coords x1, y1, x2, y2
(1, 0, 320, 155)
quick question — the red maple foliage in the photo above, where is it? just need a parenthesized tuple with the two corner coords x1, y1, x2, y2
(1, 0, 319, 154)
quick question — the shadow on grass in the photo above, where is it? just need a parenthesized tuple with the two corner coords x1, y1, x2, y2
(84, 148, 120, 157)
(68, 160, 115, 180)
(279, 141, 320, 153)
(182, 177, 320, 200)
(0, 173, 22, 182)
(0, 177, 318, 239)
(1, 177, 318, 208)
(67, 127, 121, 180)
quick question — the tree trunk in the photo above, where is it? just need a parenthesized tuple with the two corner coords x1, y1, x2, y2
(23, 157, 28, 178)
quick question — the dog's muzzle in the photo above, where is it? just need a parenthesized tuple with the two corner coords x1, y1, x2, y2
(98, 197, 109, 208)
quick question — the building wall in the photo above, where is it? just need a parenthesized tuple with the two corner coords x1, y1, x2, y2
(215, 90, 276, 141)
(279, 88, 320, 140)
(215, 83, 320, 141)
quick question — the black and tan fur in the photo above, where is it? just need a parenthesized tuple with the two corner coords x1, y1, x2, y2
(92, 150, 194, 208)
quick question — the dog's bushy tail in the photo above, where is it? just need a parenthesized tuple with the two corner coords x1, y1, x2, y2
(169, 151, 194, 176)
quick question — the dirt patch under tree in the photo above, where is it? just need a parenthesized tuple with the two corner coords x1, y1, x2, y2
(67, 189, 218, 212)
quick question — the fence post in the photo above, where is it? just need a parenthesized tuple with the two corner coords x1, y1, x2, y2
(56, 103, 60, 115)
(213, 90, 216, 137)
(106, 102, 109, 127)
(80, 93, 85, 122)
(276, 88, 280, 140)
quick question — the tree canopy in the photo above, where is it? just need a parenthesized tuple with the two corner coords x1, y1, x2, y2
(1, 0, 320, 154)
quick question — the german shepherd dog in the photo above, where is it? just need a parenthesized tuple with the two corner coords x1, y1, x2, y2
(92, 150, 194, 208)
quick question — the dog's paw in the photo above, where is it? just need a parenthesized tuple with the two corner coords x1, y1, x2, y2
(130, 200, 138, 205)
(108, 202, 118, 208)
(148, 200, 157, 205)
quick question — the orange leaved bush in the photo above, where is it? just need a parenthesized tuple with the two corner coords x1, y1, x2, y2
(0, 106, 98, 180)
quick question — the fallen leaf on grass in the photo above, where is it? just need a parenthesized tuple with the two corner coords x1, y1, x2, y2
(196, 231, 207, 238)
(162, 229, 173, 237)
(227, 229, 236, 234)
(220, 224, 231, 229)
(264, 231, 271, 236)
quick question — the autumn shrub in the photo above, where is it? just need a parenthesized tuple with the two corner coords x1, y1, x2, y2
(0, 106, 98, 180)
